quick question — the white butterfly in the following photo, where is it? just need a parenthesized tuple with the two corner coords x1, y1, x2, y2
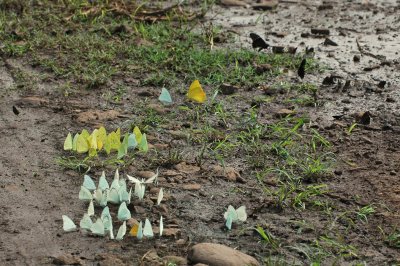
(224, 205, 247, 230)
(87, 200, 95, 216)
(157, 188, 163, 205)
(91, 218, 105, 236)
(116, 221, 127, 241)
(62, 215, 77, 232)
(127, 168, 159, 185)
(159, 216, 163, 237)
(79, 186, 93, 201)
(80, 214, 93, 230)
(143, 218, 154, 238)
(98, 171, 109, 190)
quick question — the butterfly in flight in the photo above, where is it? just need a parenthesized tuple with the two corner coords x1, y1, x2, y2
(249, 33, 269, 51)
(297, 58, 306, 79)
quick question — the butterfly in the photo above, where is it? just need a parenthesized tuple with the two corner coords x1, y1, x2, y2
(187, 80, 206, 103)
(298, 58, 306, 79)
(93, 188, 108, 207)
(91, 218, 105, 236)
(133, 126, 142, 144)
(79, 186, 93, 201)
(62, 215, 77, 232)
(249, 33, 269, 51)
(143, 218, 154, 238)
(116, 221, 127, 241)
(129, 222, 140, 237)
(76, 134, 89, 154)
(138, 133, 148, 152)
(157, 188, 163, 205)
(83, 175, 96, 191)
(64, 133, 73, 151)
(101, 207, 113, 232)
(80, 214, 93, 230)
(87, 200, 95, 216)
(224, 205, 247, 230)
(127, 169, 158, 200)
(117, 134, 129, 159)
(98, 171, 109, 191)
(72, 133, 79, 151)
(159, 216, 163, 237)
(159, 87, 173, 104)
(117, 202, 131, 221)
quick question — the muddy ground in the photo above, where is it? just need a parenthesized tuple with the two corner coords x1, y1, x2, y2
(0, 0, 400, 265)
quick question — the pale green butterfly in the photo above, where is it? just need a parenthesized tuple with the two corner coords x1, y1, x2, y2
(117, 202, 131, 221)
(116, 221, 127, 241)
(157, 188, 163, 205)
(133, 182, 145, 200)
(94, 188, 108, 207)
(119, 178, 127, 191)
(114, 169, 120, 181)
(159, 216, 163, 237)
(72, 133, 79, 151)
(159, 87, 173, 104)
(138, 133, 148, 152)
(224, 205, 247, 230)
(64, 132, 73, 151)
(98, 171, 109, 190)
(127, 168, 158, 185)
(79, 186, 93, 201)
(80, 214, 93, 230)
(127, 134, 137, 150)
(137, 221, 143, 240)
(83, 175, 96, 191)
(109, 226, 115, 240)
(143, 218, 154, 238)
(108, 188, 120, 204)
(117, 134, 129, 159)
(101, 207, 113, 232)
(87, 200, 95, 216)
(62, 215, 77, 232)
(91, 218, 105, 236)
(110, 179, 120, 191)
(119, 187, 130, 203)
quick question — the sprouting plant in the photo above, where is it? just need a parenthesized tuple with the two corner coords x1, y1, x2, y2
(356, 205, 375, 223)
(347, 123, 357, 134)
(255, 226, 280, 249)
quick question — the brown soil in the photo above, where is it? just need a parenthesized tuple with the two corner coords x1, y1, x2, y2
(1, 0, 400, 265)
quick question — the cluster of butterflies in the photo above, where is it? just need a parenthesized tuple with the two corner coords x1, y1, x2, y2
(158, 79, 207, 104)
(62, 169, 164, 240)
(63, 126, 148, 158)
(224, 205, 247, 230)
(249, 33, 307, 80)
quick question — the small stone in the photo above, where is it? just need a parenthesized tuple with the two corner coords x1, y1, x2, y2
(188, 243, 259, 266)
(386, 97, 395, 103)
(134, 206, 146, 214)
(176, 238, 187, 245)
(324, 38, 338, 46)
(353, 55, 360, 62)
(220, 83, 239, 95)
(163, 228, 181, 237)
(148, 103, 167, 114)
(137, 171, 156, 179)
(311, 28, 330, 35)
(153, 143, 169, 150)
(95, 254, 125, 266)
(174, 162, 200, 174)
(127, 218, 139, 227)
(274, 109, 296, 118)
(334, 170, 343, 175)
(52, 254, 83, 265)
(252, 0, 278, 10)
(182, 183, 201, 190)
(168, 130, 188, 140)
(162, 256, 187, 266)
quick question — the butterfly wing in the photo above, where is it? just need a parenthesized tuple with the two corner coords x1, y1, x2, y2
(127, 133, 137, 150)
(188, 80, 206, 103)
(133, 126, 142, 144)
(62, 215, 77, 232)
(225, 214, 233, 230)
(72, 133, 79, 151)
(137, 221, 143, 240)
(143, 218, 154, 238)
(129, 222, 139, 237)
(159, 87, 173, 104)
(79, 186, 93, 201)
(108, 188, 120, 204)
(117, 202, 131, 221)
(98, 171, 110, 190)
(83, 175, 96, 191)
(87, 200, 95, 216)
(76, 134, 89, 153)
(157, 188, 163, 205)
(145, 168, 158, 184)
(116, 221, 127, 241)
(236, 206, 247, 222)
(64, 133, 73, 151)
(139, 133, 148, 152)
(298, 58, 306, 79)
(249, 33, 269, 51)
(91, 218, 105, 236)
(127, 174, 141, 184)
(79, 214, 93, 230)
(224, 205, 237, 220)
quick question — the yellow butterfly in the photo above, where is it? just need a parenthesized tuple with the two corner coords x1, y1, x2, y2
(64, 133, 73, 151)
(187, 79, 206, 103)
(133, 126, 142, 144)
(129, 222, 139, 237)
(76, 134, 89, 153)
(97, 126, 107, 150)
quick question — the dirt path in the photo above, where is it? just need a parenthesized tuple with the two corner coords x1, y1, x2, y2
(0, 1, 400, 265)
